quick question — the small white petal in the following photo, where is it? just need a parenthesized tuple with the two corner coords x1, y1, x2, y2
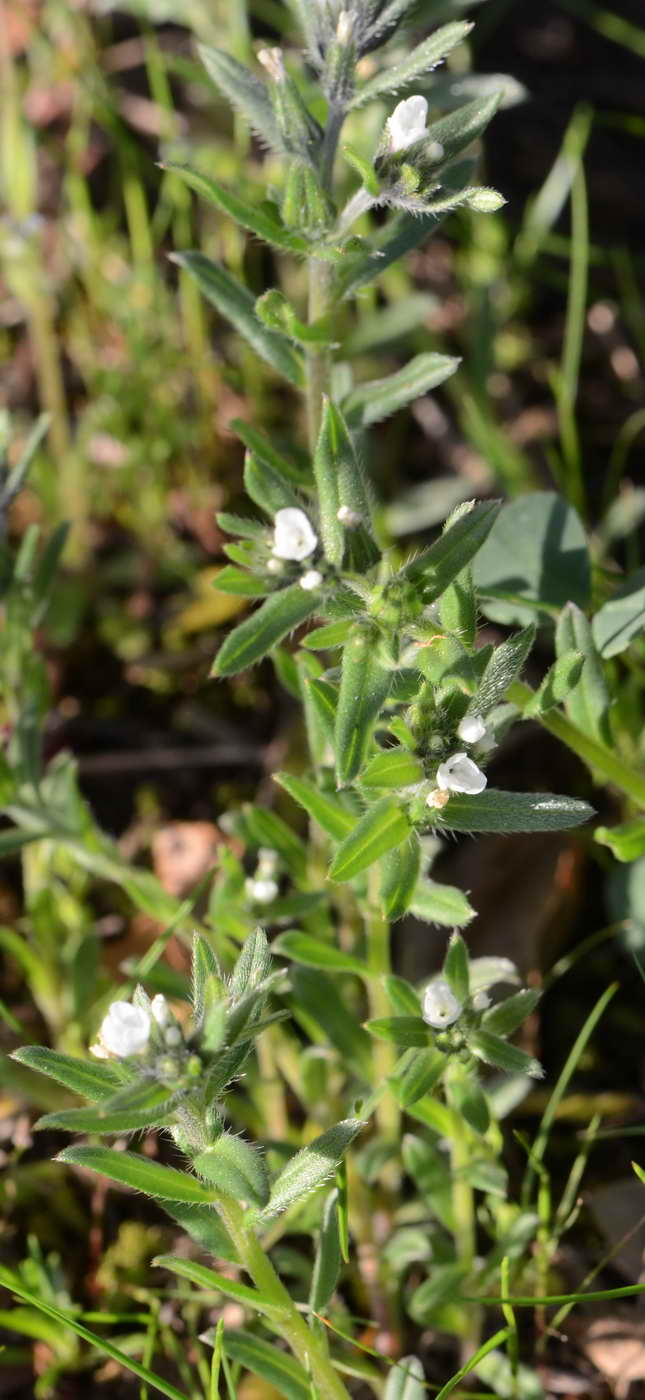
(422, 979, 462, 1029)
(472, 990, 491, 1012)
(300, 569, 323, 591)
(387, 96, 428, 154)
(151, 994, 170, 1026)
(247, 877, 279, 904)
(436, 752, 487, 795)
(272, 508, 318, 562)
(337, 505, 362, 527)
(457, 714, 486, 745)
(98, 1001, 151, 1058)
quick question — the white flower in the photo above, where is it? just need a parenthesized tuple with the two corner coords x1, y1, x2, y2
(272, 508, 317, 562)
(300, 568, 323, 591)
(422, 979, 462, 1029)
(386, 96, 428, 154)
(457, 714, 486, 745)
(151, 994, 170, 1026)
(246, 876, 279, 904)
(337, 505, 362, 528)
(472, 990, 491, 1012)
(436, 752, 487, 795)
(95, 1001, 151, 1058)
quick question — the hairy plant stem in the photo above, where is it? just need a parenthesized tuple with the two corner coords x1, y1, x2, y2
(306, 259, 334, 453)
(508, 681, 645, 808)
(366, 871, 400, 1148)
(215, 1195, 352, 1400)
(447, 1071, 481, 1367)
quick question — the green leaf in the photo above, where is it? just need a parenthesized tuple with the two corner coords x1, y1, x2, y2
(171, 252, 303, 387)
(290, 967, 372, 1079)
(213, 565, 268, 597)
(556, 601, 610, 744)
(302, 621, 353, 650)
(384, 1355, 427, 1400)
(232, 419, 311, 489)
(473, 492, 591, 624)
(410, 879, 475, 928)
(402, 499, 501, 603)
(194, 1134, 270, 1208)
(330, 798, 411, 882)
(351, 21, 472, 108)
(343, 353, 459, 427)
(217, 512, 265, 541)
(153, 1255, 277, 1315)
(213, 585, 318, 677)
(197, 44, 283, 153)
(524, 649, 584, 718)
(259, 1120, 365, 1220)
(447, 1070, 490, 1135)
(11, 1047, 122, 1103)
(468, 1030, 543, 1078)
(361, 747, 424, 789)
(191, 933, 223, 1024)
(392, 1048, 445, 1108)
(380, 833, 421, 920)
(595, 817, 645, 863)
(482, 989, 540, 1037)
(436, 789, 594, 834)
(273, 931, 367, 977)
(384, 974, 422, 1017)
(36, 1083, 180, 1135)
(592, 566, 645, 658)
(309, 1190, 342, 1314)
(470, 625, 535, 715)
(241, 807, 308, 881)
(230, 928, 273, 1001)
(244, 450, 301, 515)
(222, 1330, 311, 1400)
(424, 91, 502, 168)
(443, 931, 469, 1004)
(57, 1145, 216, 1203)
(276, 771, 356, 841)
(160, 1200, 234, 1260)
(366, 1017, 428, 1048)
(313, 399, 378, 568)
(165, 165, 309, 255)
(335, 628, 393, 785)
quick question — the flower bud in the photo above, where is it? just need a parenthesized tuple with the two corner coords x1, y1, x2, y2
(272, 507, 318, 561)
(300, 569, 323, 591)
(386, 96, 428, 154)
(337, 505, 362, 528)
(426, 787, 450, 810)
(436, 752, 487, 795)
(457, 714, 486, 745)
(245, 876, 279, 904)
(151, 994, 170, 1026)
(422, 979, 462, 1029)
(94, 1000, 151, 1058)
(472, 990, 491, 1012)
(466, 187, 506, 213)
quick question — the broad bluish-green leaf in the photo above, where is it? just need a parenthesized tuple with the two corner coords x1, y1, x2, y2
(473, 492, 590, 624)
(335, 628, 393, 785)
(344, 354, 459, 427)
(556, 602, 610, 743)
(164, 165, 310, 255)
(222, 1330, 311, 1400)
(195, 1134, 269, 1208)
(309, 1190, 342, 1313)
(592, 567, 645, 658)
(469, 1029, 543, 1078)
(171, 253, 303, 387)
(384, 1355, 427, 1400)
(469, 625, 535, 715)
(410, 879, 475, 928)
(361, 747, 424, 789)
(330, 798, 411, 882)
(276, 771, 356, 841)
(57, 1145, 216, 1202)
(443, 931, 469, 1004)
(366, 1016, 428, 1048)
(482, 989, 540, 1037)
(213, 585, 318, 677)
(11, 1047, 122, 1103)
(401, 499, 500, 603)
(350, 21, 472, 107)
(259, 1120, 365, 1219)
(436, 789, 593, 834)
(198, 45, 283, 152)
(380, 833, 421, 920)
(274, 930, 367, 976)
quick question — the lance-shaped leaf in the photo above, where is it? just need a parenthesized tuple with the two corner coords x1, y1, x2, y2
(443, 931, 469, 1004)
(244, 451, 301, 515)
(194, 1134, 270, 1208)
(380, 833, 421, 920)
(361, 747, 423, 789)
(241, 806, 308, 881)
(57, 1146, 217, 1203)
(366, 1016, 428, 1048)
(36, 1081, 181, 1135)
(302, 620, 353, 649)
(436, 790, 594, 834)
(595, 816, 645, 863)
(393, 1048, 445, 1108)
(160, 1200, 234, 1259)
(233, 419, 311, 489)
(290, 968, 372, 1079)
(221, 1330, 311, 1400)
(524, 649, 584, 718)
(164, 165, 310, 255)
(154, 1255, 277, 1315)
(401, 499, 500, 603)
(351, 21, 472, 108)
(213, 566, 268, 598)
(198, 44, 283, 152)
(259, 1119, 365, 1220)
(276, 771, 356, 842)
(313, 399, 378, 567)
(482, 988, 540, 1038)
(344, 353, 459, 427)
(11, 1046, 123, 1103)
(230, 928, 272, 1001)
(171, 253, 304, 387)
(192, 933, 223, 1024)
(468, 624, 535, 716)
(330, 798, 411, 882)
(556, 601, 610, 743)
(335, 627, 393, 785)
(213, 585, 318, 677)
(468, 1029, 543, 1079)
(447, 1070, 490, 1135)
(309, 1190, 341, 1313)
(274, 930, 367, 977)
(410, 879, 475, 928)
(423, 91, 502, 170)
